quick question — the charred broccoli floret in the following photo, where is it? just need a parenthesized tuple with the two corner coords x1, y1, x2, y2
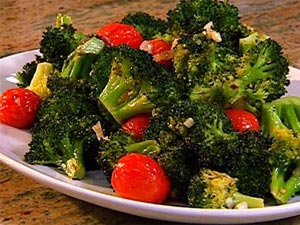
(91, 45, 181, 124)
(24, 77, 103, 179)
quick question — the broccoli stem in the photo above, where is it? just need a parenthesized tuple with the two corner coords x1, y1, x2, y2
(60, 37, 105, 79)
(99, 60, 154, 124)
(59, 137, 86, 179)
(232, 192, 264, 208)
(125, 140, 161, 157)
(271, 166, 300, 204)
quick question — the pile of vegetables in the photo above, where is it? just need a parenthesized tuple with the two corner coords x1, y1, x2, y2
(1, 0, 299, 209)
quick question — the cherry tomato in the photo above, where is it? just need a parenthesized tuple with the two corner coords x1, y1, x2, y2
(96, 23, 143, 49)
(225, 109, 260, 133)
(121, 113, 151, 140)
(0, 88, 41, 129)
(140, 39, 173, 66)
(111, 153, 171, 204)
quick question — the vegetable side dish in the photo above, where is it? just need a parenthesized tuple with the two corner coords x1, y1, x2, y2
(0, 0, 299, 209)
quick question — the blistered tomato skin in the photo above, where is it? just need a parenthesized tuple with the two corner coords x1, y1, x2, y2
(225, 109, 260, 133)
(0, 88, 41, 129)
(111, 153, 171, 204)
(96, 23, 143, 49)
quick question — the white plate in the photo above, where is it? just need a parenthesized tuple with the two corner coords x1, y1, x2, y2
(0, 50, 300, 224)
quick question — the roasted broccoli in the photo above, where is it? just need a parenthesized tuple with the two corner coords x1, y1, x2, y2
(143, 99, 232, 199)
(172, 28, 289, 116)
(24, 76, 103, 179)
(90, 44, 181, 124)
(40, 13, 86, 70)
(97, 130, 161, 180)
(261, 96, 300, 204)
(121, 11, 168, 40)
(166, 0, 244, 47)
(196, 130, 273, 198)
(144, 99, 272, 198)
(187, 169, 265, 209)
(222, 33, 290, 115)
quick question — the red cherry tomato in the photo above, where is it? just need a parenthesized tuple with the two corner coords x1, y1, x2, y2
(225, 109, 260, 133)
(140, 39, 173, 66)
(111, 153, 171, 204)
(0, 88, 41, 129)
(121, 113, 151, 140)
(96, 23, 143, 49)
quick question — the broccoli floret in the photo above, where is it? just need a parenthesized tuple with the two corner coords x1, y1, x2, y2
(143, 99, 233, 148)
(167, 0, 244, 47)
(157, 141, 198, 201)
(24, 77, 103, 179)
(222, 35, 290, 115)
(91, 44, 181, 124)
(173, 33, 240, 105)
(173, 29, 289, 115)
(143, 99, 233, 199)
(196, 130, 273, 198)
(187, 169, 265, 209)
(60, 36, 105, 80)
(40, 13, 86, 70)
(144, 99, 272, 197)
(16, 55, 45, 87)
(121, 11, 168, 40)
(261, 96, 300, 204)
(97, 130, 161, 180)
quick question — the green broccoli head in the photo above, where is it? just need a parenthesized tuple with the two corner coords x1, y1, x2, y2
(143, 99, 238, 199)
(91, 44, 181, 124)
(173, 33, 240, 105)
(121, 11, 168, 40)
(24, 77, 104, 179)
(187, 169, 264, 209)
(196, 130, 273, 198)
(261, 96, 300, 204)
(222, 36, 290, 115)
(167, 0, 243, 47)
(40, 13, 86, 70)
(157, 141, 198, 201)
(144, 99, 233, 148)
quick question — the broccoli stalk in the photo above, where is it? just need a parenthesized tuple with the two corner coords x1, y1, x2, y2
(261, 96, 300, 204)
(271, 165, 300, 204)
(187, 169, 264, 209)
(99, 58, 154, 124)
(60, 37, 105, 80)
